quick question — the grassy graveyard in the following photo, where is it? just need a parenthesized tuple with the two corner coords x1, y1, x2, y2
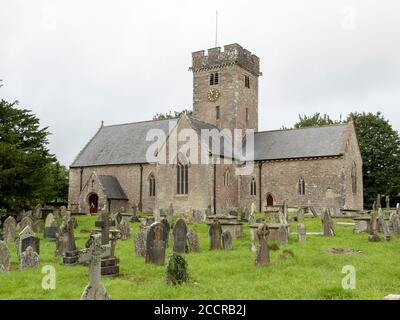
(0, 214, 399, 300)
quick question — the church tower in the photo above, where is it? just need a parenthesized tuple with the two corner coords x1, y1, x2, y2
(190, 43, 261, 132)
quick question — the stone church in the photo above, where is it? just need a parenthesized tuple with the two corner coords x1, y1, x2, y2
(68, 43, 363, 215)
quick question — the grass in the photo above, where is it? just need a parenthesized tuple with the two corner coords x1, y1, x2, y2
(0, 214, 399, 300)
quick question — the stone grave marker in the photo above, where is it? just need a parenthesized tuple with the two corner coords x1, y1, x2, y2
(44, 213, 58, 239)
(222, 230, 233, 250)
(166, 203, 174, 223)
(0, 241, 10, 273)
(297, 223, 306, 241)
(160, 217, 170, 247)
(297, 208, 305, 222)
(378, 215, 390, 241)
(166, 253, 189, 285)
(255, 224, 270, 267)
(322, 209, 335, 236)
(134, 228, 147, 257)
(3, 216, 16, 243)
(209, 219, 222, 250)
(130, 204, 140, 222)
(33, 205, 42, 220)
(145, 222, 167, 265)
(58, 217, 79, 264)
(192, 209, 203, 224)
(390, 212, 400, 236)
(145, 216, 155, 227)
(368, 210, 380, 242)
(118, 218, 131, 241)
(173, 219, 188, 254)
(16, 226, 40, 258)
(19, 216, 34, 232)
(20, 246, 40, 270)
(78, 233, 111, 300)
(186, 228, 200, 252)
(248, 214, 256, 225)
(250, 203, 256, 215)
(59, 206, 67, 218)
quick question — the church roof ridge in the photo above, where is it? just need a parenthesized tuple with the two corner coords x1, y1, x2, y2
(255, 123, 348, 135)
(102, 117, 179, 128)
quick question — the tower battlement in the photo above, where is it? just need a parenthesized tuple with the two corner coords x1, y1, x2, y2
(191, 43, 260, 76)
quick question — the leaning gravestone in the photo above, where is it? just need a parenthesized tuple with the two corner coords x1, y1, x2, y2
(0, 241, 10, 273)
(209, 219, 222, 250)
(44, 213, 58, 239)
(20, 246, 40, 270)
(16, 225, 40, 258)
(222, 230, 233, 250)
(172, 219, 188, 254)
(255, 224, 270, 267)
(134, 229, 147, 257)
(145, 222, 167, 265)
(3, 216, 16, 243)
(186, 229, 200, 252)
(322, 209, 335, 236)
(297, 224, 306, 241)
(118, 218, 131, 241)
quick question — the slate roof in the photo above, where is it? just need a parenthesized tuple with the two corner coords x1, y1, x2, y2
(71, 118, 177, 167)
(98, 175, 128, 200)
(248, 124, 348, 161)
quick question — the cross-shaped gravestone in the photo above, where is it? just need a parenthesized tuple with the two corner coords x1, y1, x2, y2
(78, 234, 111, 300)
(95, 212, 115, 245)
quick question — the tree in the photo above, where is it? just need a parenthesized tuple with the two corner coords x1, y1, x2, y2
(153, 109, 193, 120)
(38, 161, 69, 203)
(348, 112, 400, 206)
(293, 112, 400, 207)
(294, 113, 342, 128)
(0, 99, 56, 211)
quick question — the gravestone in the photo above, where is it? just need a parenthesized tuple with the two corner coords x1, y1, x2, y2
(79, 234, 111, 300)
(118, 218, 131, 241)
(0, 241, 10, 273)
(297, 223, 306, 241)
(3, 216, 16, 243)
(222, 230, 233, 250)
(192, 209, 203, 224)
(145, 222, 167, 265)
(19, 216, 34, 232)
(186, 229, 200, 252)
(172, 219, 188, 254)
(390, 213, 400, 236)
(44, 213, 58, 239)
(145, 216, 155, 227)
(57, 217, 79, 264)
(134, 229, 147, 257)
(16, 226, 40, 258)
(376, 194, 382, 209)
(255, 224, 270, 267)
(297, 208, 305, 222)
(322, 209, 335, 236)
(378, 215, 390, 241)
(166, 203, 174, 223)
(166, 253, 189, 285)
(160, 217, 170, 247)
(130, 204, 140, 222)
(33, 205, 42, 219)
(59, 206, 67, 218)
(114, 212, 123, 225)
(20, 246, 40, 270)
(250, 203, 257, 215)
(278, 224, 289, 245)
(209, 219, 222, 250)
(368, 210, 380, 242)
(248, 214, 256, 225)
(386, 195, 390, 210)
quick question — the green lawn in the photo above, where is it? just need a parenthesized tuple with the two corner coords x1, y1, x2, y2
(0, 215, 399, 300)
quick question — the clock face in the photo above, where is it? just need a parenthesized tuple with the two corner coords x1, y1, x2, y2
(207, 88, 220, 102)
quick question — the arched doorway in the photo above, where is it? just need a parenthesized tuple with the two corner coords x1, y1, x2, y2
(88, 194, 99, 214)
(266, 193, 274, 206)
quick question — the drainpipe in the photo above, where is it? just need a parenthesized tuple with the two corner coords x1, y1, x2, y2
(79, 167, 83, 192)
(258, 161, 263, 212)
(108, 199, 111, 213)
(139, 164, 143, 211)
(213, 163, 217, 215)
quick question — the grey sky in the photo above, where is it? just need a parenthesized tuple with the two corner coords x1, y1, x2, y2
(1, 0, 399, 166)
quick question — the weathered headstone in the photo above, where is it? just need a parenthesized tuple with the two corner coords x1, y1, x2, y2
(134, 227, 148, 257)
(44, 213, 58, 239)
(297, 208, 305, 222)
(172, 219, 188, 254)
(60, 206, 67, 218)
(255, 224, 270, 267)
(118, 218, 131, 241)
(368, 209, 380, 242)
(20, 246, 40, 270)
(57, 216, 79, 264)
(166, 203, 174, 223)
(297, 223, 306, 241)
(0, 241, 10, 273)
(114, 212, 123, 225)
(186, 229, 200, 252)
(378, 215, 390, 241)
(278, 224, 289, 245)
(130, 204, 140, 222)
(322, 209, 335, 236)
(165, 253, 189, 285)
(16, 226, 40, 258)
(145, 222, 167, 265)
(3, 216, 16, 243)
(160, 217, 170, 246)
(145, 216, 155, 227)
(390, 212, 400, 236)
(209, 219, 222, 250)
(33, 204, 42, 220)
(386, 195, 390, 210)
(19, 216, 34, 232)
(192, 209, 203, 224)
(222, 230, 233, 250)
(79, 234, 111, 300)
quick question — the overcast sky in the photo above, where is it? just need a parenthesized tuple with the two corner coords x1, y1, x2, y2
(1, 0, 399, 166)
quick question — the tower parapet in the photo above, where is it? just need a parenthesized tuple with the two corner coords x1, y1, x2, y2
(191, 43, 260, 77)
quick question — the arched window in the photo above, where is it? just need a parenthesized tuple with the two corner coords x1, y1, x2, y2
(250, 177, 257, 196)
(298, 177, 305, 195)
(177, 162, 188, 195)
(224, 169, 230, 186)
(149, 174, 156, 197)
(351, 162, 357, 194)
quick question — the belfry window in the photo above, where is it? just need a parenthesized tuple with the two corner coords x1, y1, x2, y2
(216, 106, 220, 120)
(351, 162, 357, 194)
(245, 75, 250, 88)
(210, 72, 219, 85)
(298, 177, 305, 196)
(177, 162, 189, 195)
(224, 169, 230, 186)
(250, 177, 256, 196)
(149, 174, 156, 197)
